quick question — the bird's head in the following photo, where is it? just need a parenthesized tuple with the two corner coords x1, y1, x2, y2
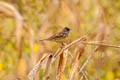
(64, 27, 70, 31)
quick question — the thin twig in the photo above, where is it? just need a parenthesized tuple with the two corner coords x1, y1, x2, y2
(82, 71, 88, 80)
(81, 41, 120, 48)
(79, 46, 99, 73)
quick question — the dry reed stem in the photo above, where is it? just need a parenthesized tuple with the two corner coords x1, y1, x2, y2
(0, 1, 23, 58)
(28, 36, 86, 80)
(69, 42, 86, 80)
(52, 36, 86, 62)
(56, 49, 68, 80)
(27, 36, 86, 80)
(27, 54, 50, 80)
(43, 54, 53, 80)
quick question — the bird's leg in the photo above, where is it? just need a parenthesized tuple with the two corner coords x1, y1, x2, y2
(60, 42, 66, 48)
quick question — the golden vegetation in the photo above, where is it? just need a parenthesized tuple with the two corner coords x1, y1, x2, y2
(0, 0, 120, 80)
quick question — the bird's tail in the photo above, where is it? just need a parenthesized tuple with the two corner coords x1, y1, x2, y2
(38, 39, 48, 42)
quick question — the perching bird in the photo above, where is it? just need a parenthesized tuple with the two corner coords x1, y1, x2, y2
(39, 27, 70, 43)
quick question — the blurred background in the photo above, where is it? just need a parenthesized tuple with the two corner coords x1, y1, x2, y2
(0, 0, 120, 80)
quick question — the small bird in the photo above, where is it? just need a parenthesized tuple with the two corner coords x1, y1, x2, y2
(39, 27, 70, 43)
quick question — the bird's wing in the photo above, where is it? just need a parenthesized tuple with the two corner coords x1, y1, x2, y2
(47, 32, 64, 40)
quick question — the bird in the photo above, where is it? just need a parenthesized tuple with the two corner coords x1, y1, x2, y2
(39, 27, 70, 44)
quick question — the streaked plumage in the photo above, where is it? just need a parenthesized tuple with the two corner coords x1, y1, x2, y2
(39, 27, 70, 43)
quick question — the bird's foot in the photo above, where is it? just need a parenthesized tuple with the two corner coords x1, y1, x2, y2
(60, 42, 66, 48)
